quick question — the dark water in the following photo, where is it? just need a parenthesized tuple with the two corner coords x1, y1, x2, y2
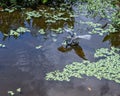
(0, 4, 120, 96)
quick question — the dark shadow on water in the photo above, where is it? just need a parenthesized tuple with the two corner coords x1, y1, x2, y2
(58, 44, 87, 60)
(103, 32, 120, 47)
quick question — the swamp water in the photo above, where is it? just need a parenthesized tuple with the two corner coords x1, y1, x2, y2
(0, 3, 120, 96)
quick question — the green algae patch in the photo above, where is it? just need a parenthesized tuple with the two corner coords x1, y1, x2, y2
(45, 47, 120, 83)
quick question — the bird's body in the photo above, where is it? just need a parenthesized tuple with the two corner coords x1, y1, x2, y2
(63, 28, 91, 47)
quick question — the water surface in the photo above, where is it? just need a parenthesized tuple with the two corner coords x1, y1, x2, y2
(0, 3, 120, 96)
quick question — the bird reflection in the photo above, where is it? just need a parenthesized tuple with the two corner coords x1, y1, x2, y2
(103, 32, 120, 47)
(58, 44, 87, 60)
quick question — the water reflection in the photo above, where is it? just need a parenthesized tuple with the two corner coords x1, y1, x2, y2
(0, 5, 74, 40)
(58, 44, 87, 60)
(0, 2, 120, 96)
(103, 32, 120, 47)
(47, 78, 120, 96)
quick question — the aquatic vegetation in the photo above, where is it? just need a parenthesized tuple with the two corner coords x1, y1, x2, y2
(78, 0, 120, 35)
(0, 7, 17, 13)
(79, 20, 118, 36)
(16, 27, 30, 33)
(38, 29, 46, 34)
(46, 47, 120, 83)
(9, 30, 20, 37)
(51, 28, 63, 34)
(0, 3, 74, 39)
(52, 38, 57, 42)
(22, 0, 39, 7)
(25, 11, 42, 20)
(35, 45, 42, 49)
(90, 24, 117, 36)
(79, 0, 116, 18)
(8, 88, 22, 96)
(0, 43, 6, 48)
(16, 88, 21, 93)
(41, 0, 48, 4)
(8, 91, 15, 96)
(9, 27, 30, 37)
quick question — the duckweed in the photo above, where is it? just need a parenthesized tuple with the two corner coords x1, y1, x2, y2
(46, 47, 120, 83)
(26, 11, 42, 20)
(9, 27, 30, 37)
(35, 45, 42, 49)
(1, 7, 17, 13)
(8, 91, 15, 96)
(0, 43, 6, 48)
(38, 29, 46, 34)
(51, 28, 63, 33)
(79, 20, 118, 36)
(16, 88, 21, 93)
(8, 88, 22, 96)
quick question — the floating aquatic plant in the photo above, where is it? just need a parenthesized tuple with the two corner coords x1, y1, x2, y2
(78, 0, 120, 35)
(41, 0, 48, 4)
(46, 47, 120, 83)
(38, 29, 46, 35)
(0, 4, 74, 38)
(16, 88, 21, 93)
(8, 91, 15, 96)
(16, 27, 30, 33)
(10, 30, 20, 37)
(8, 88, 22, 96)
(79, 20, 118, 36)
(52, 38, 57, 42)
(51, 28, 63, 33)
(1, 7, 17, 13)
(9, 27, 30, 37)
(0, 43, 6, 48)
(90, 24, 117, 36)
(45, 19, 56, 23)
(35, 45, 42, 49)
(26, 11, 42, 20)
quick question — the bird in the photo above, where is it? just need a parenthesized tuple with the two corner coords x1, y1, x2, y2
(63, 28, 91, 47)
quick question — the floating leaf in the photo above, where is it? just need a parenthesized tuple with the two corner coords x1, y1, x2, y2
(35, 45, 42, 49)
(46, 47, 120, 83)
(0, 43, 6, 48)
(38, 29, 46, 34)
(16, 88, 21, 93)
(8, 91, 15, 96)
(52, 38, 57, 42)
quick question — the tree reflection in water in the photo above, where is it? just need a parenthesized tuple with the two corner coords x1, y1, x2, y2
(103, 32, 120, 47)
